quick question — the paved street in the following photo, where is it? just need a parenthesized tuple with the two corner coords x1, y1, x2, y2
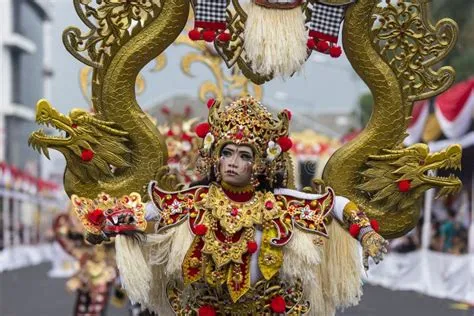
(1, 263, 472, 316)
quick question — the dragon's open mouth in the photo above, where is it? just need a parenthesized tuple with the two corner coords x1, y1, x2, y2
(28, 100, 75, 158)
(418, 148, 462, 197)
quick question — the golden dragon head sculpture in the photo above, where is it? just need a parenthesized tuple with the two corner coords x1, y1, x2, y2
(29, 100, 131, 183)
(357, 144, 462, 211)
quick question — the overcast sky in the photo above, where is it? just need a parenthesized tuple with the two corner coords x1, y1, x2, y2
(49, 1, 369, 119)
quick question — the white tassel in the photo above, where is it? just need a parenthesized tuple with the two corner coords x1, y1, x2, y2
(115, 235, 153, 304)
(244, 2, 308, 78)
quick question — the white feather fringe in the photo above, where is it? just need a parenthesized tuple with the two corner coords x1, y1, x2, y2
(115, 235, 153, 304)
(244, 2, 308, 77)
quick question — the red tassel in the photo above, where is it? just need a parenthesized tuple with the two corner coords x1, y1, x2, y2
(202, 30, 216, 42)
(198, 305, 216, 316)
(217, 32, 231, 42)
(247, 241, 258, 254)
(329, 46, 342, 58)
(188, 28, 201, 41)
(370, 219, 380, 232)
(349, 224, 361, 238)
(195, 123, 210, 138)
(206, 98, 215, 109)
(307, 38, 316, 50)
(398, 180, 411, 192)
(86, 209, 105, 226)
(316, 40, 330, 52)
(277, 136, 293, 152)
(194, 224, 208, 236)
(270, 295, 286, 313)
(81, 149, 94, 162)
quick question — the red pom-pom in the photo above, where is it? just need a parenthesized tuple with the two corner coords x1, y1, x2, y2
(277, 137, 293, 152)
(194, 224, 208, 236)
(181, 133, 192, 142)
(202, 30, 216, 42)
(329, 46, 342, 58)
(349, 224, 361, 238)
(198, 305, 216, 316)
(206, 98, 215, 109)
(370, 219, 380, 232)
(195, 123, 210, 138)
(316, 40, 330, 52)
(188, 28, 201, 41)
(81, 149, 94, 162)
(86, 209, 105, 226)
(217, 32, 231, 42)
(307, 38, 316, 49)
(247, 241, 258, 254)
(398, 180, 411, 192)
(270, 295, 286, 313)
(283, 109, 292, 121)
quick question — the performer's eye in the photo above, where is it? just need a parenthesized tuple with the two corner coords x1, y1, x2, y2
(240, 153, 253, 161)
(222, 149, 232, 157)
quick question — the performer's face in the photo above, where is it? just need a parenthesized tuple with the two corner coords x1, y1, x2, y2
(219, 144, 254, 187)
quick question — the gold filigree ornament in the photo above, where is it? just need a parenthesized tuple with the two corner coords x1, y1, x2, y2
(72, 192, 146, 235)
(371, 0, 458, 103)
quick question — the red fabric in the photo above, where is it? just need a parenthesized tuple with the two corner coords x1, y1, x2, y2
(195, 21, 227, 30)
(270, 295, 286, 313)
(198, 305, 216, 316)
(195, 123, 210, 138)
(86, 209, 105, 226)
(397, 180, 411, 192)
(81, 149, 94, 162)
(222, 188, 254, 203)
(277, 137, 293, 152)
(247, 241, 258, 254)
(436, 79, 474, 121)
(309, 30, 338, 43)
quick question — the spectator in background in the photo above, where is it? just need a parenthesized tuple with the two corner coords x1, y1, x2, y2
(440, 209, 457, 252)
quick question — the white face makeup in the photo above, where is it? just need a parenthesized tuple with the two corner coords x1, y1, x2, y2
(219, 144, 254, 187)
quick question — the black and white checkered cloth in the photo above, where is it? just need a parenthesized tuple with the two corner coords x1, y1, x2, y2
(195, 0, 227, 23)
(309, 2, 346, 41)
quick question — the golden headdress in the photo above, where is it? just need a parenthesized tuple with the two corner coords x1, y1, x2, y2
(195, 96, 293, 186)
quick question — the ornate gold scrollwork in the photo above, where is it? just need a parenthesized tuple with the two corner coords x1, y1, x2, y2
(371, 0, 458, 102)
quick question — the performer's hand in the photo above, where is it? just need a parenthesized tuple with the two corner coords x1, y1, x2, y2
(361, 231, 388, 270)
